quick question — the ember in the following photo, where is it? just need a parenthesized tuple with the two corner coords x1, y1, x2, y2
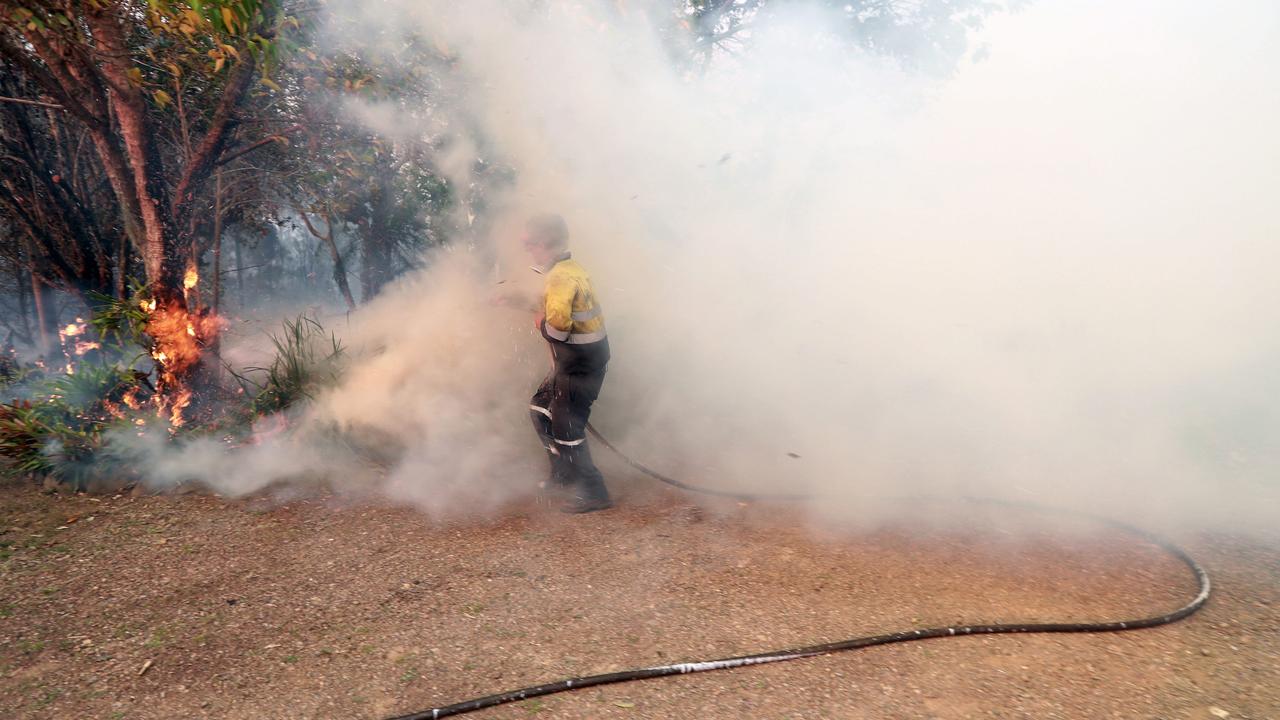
(58, 318, 87, 341)
(122, 388, 143, 410)
(73, 341, 101, 356)
(56, 318, 95, 374)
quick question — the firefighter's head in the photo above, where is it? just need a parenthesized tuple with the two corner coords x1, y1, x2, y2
(522, 213, 569, 266)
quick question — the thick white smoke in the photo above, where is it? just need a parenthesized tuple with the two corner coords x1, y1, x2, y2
(126, 0, 1280, 532)
(112, 254, 551, 519)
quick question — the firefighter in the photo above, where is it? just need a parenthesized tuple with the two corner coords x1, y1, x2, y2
(523, 213, 613, 513)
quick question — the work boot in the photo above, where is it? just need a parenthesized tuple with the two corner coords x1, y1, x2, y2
(558, 442, 612, 513)
(536, 449, 573, 490)
(560, 492, 613, 514)
(546, 449, 573, 488)
(533, 452, 570, 510)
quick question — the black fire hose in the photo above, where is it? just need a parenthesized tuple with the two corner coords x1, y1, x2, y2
(385, 424, 1212, 720)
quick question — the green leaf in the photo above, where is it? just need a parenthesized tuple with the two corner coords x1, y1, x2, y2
(153, 89, 172, 107)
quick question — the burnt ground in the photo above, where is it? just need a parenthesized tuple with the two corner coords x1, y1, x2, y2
(1, 471, 1277, 720)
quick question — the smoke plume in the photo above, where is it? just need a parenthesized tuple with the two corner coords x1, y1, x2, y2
(128, 0, 1280, 533)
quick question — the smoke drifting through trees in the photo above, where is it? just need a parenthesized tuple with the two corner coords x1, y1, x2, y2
(5, 1, 1277, 534)
(314, 0, 1278, 531)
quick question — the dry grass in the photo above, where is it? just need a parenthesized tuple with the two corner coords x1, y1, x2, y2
(1, 476, 1277, 720)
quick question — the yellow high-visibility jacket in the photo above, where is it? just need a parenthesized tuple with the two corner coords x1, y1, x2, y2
(541, 253, 606, 346)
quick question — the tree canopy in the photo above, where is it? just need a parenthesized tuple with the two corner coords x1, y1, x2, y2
(1, 0, 1002, 350)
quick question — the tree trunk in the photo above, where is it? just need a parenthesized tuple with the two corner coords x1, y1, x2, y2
(326, 228, 358, 311)
(234, 234, 244, 307)
(115, 230, 127, 299)
(212, 171, 224, 314)
(84, 8, 177, 300)
(6, 4, 264, 307)
(298, 208, 357, 311)
(0, 30, 148, 280)
(360, 168, 396, 302)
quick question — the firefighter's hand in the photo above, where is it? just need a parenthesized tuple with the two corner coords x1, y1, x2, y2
(533, 312, 545, 331)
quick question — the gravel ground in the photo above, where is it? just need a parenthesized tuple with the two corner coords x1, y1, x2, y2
(1, 474, 1277, 720)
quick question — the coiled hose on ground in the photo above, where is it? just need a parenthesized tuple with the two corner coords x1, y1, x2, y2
(385, 424, 1212, 720)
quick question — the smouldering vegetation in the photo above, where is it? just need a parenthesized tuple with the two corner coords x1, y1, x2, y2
(0, 306, 347, 491)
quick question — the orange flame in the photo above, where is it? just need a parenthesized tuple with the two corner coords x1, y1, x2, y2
(122, 387, 143, 410)
(148, 308, 215, 373)
(145, 299, 225, 428)
(184, 268, 199, 290)
(168, 387, 193, 427)
(102, 399, 124, 420)
(57, 318, 93, 374)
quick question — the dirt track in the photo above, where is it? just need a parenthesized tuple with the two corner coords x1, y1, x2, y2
(1, 476, 1277, 720)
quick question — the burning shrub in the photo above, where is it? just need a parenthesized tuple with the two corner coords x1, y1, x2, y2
(90, 288, 227, 429)
(0, 291, 185, 490)
(2, 305, 350, 492)
(0, 364, 142, 489)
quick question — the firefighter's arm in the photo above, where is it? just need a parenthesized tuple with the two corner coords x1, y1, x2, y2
(540, 274, 576, 342)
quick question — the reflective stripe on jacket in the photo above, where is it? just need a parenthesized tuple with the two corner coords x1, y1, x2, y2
(541, 253, 606, 345)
